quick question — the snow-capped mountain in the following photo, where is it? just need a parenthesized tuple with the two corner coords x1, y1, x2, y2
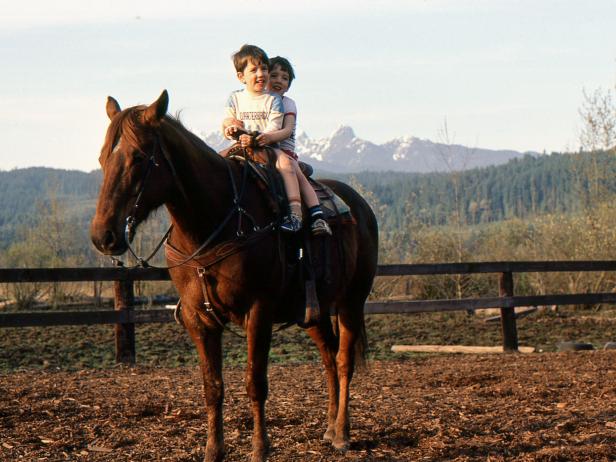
(201, 126, 536, 173)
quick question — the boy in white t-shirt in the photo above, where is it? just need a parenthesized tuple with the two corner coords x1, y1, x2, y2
(254, 56, 331, 236)
(222, 45, 312, 233)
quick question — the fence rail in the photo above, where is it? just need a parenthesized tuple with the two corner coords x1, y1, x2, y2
(2, 260, 616, 282)
(2, 261, 616, 362)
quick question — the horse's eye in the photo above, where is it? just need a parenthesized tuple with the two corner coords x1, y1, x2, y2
(130, 154, 146, 166)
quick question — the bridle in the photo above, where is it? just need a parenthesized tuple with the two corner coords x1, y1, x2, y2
(116, 130, 276, 270)
(122, 147, 168, 267)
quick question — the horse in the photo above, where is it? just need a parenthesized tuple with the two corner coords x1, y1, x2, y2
(90, 90, 378, 462)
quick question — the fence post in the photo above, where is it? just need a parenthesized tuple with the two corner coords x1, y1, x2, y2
(499, 271, 518, 352)
(113, 261, 136, 364)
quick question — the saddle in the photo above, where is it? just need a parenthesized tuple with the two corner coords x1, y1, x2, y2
(220, 143, 352, 222)
(220, 142, 354, 326)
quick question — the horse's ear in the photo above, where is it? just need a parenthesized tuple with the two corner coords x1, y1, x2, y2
(106, 96, 121, 119)
(144, 90, 169, 126)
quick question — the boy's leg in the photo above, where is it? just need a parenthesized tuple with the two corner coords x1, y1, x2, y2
(295, 164, 332, 236)
(297, 166, 319, 207)
(276, 150, 302, 231)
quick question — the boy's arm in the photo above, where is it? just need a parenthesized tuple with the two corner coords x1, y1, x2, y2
(256, 114, 295, 146)
(256, 95, 287, 146)
(222, 93, 244, 139)
(222, 117, 244, 139)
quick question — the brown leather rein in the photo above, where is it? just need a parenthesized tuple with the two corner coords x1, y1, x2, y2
(120, 132, 276, 270)
(117, 131, 279, 337)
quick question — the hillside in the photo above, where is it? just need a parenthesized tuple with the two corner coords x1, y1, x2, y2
(329, 150, 615, 230)
(1, 151, 614, 250)
(0, 168, 101, 248)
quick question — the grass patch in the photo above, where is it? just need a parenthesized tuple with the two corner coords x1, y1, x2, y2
(1, 306, 615, 371)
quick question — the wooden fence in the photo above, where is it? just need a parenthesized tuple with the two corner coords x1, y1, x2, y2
(2, 260, 616, 363)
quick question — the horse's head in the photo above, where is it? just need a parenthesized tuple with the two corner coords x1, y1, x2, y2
(90, 90, 175, 255)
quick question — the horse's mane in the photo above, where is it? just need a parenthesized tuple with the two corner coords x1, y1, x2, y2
(100, 105, 222, 167)
(161, 115, 223, 165)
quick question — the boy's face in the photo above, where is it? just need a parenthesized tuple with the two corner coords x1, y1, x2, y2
(268, 64, 290, 96)
(237, 59, 269, 93)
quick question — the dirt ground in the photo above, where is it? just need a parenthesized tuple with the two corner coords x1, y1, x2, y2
(1, 352, 615, 462)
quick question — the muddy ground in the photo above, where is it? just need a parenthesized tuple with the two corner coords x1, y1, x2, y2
(1, 352, 615, 461)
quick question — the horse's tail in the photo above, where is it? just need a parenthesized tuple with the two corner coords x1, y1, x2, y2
(354, 318, 369, 371)
(320, 179, 379, 372)
(353, 194, 377, 372)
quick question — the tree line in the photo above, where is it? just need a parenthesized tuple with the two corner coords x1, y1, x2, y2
(3, 150, 616, 250)
(332, 150, 616, 230)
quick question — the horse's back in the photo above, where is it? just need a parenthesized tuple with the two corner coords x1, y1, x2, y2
(318, 178, 378, 244)
(318, 178, 379, 291)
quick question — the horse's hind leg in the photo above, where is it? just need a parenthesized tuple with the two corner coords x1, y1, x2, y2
(331, 307, 363, 451)
(306, 320, 339, 441)
(245, 304, 273, 462)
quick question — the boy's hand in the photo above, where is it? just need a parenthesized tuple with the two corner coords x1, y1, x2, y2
(239, 133, 254, 148)
(223, 119, 244, 139)
(256, 132, 273, 147)
(224, 125, 239, 139)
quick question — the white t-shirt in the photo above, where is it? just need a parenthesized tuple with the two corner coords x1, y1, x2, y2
(224, 90, 284, 134)
(279, 96, 297, 153)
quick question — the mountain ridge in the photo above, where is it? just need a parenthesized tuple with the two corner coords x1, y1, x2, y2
(202, 125, 539, 173)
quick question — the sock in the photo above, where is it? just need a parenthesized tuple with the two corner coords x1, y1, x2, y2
(289, 200, 303, 220)
(308, 205, 324, 224)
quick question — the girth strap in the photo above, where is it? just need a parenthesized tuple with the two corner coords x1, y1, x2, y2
(165, 228, 271, 338)
(196, 267, 246, 338)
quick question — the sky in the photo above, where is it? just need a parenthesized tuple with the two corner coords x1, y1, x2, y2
(1, 0, 615, 172)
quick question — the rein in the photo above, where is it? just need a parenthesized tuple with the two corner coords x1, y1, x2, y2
(117, 129, 278, 337)
(120, 133, 275, 270)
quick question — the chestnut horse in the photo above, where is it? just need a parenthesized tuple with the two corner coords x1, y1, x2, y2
(90, 90, 378, 462)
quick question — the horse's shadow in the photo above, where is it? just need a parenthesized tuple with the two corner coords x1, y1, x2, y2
(350, 427, 420, 451)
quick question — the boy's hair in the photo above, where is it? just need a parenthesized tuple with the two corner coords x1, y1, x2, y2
(232, 44, 269, 73)
(269, 56, 295, 87)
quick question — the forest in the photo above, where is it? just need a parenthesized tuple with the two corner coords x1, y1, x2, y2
(2, 149, 615, 249)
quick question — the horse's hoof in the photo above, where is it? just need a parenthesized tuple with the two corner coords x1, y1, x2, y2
(204, 445, 225, 462)
(250, 439, 270, 462)
(332, 437, 350, 452)
(250, 448, 269, 462)
(323, 428, 336, 441)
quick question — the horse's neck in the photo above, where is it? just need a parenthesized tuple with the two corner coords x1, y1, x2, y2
(161, 127, 234, 248)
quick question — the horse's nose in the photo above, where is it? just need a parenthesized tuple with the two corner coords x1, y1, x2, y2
(91, 220, 127, 255)
(101, 230, 116, 250)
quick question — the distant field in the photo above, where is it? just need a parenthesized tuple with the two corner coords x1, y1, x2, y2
(1, 307, 615, 371)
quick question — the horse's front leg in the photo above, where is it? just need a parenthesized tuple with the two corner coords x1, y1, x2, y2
(183, 308, 225, 462)
(245, 303, 273, 462)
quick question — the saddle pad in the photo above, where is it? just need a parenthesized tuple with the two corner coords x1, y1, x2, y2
(226, 149, 351, 220)
(308, 178, 351, 219)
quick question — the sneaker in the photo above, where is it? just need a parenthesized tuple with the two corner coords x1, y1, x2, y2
(311, 218, 332, 236)
(280, 213, 302, 232)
